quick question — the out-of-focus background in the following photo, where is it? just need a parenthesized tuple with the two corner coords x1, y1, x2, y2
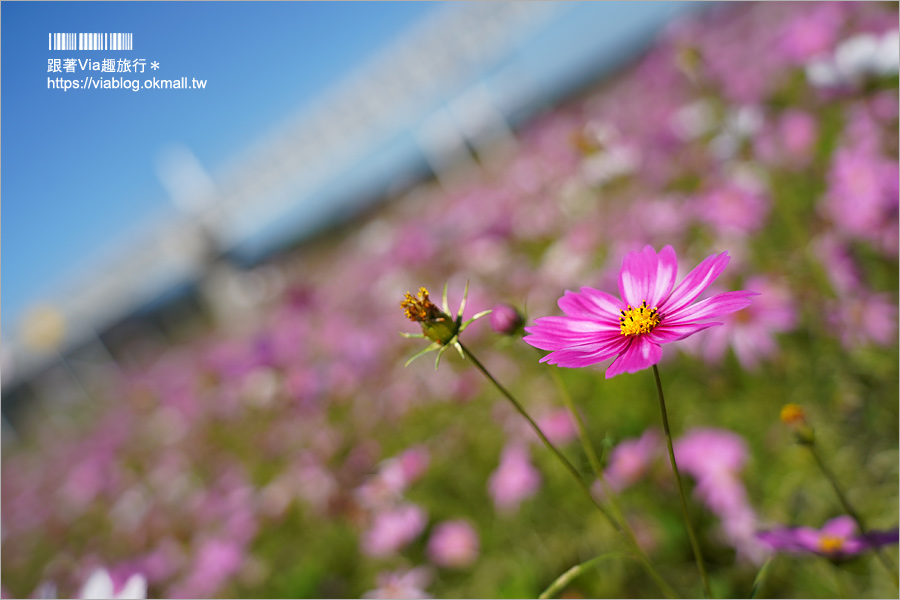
(3, 2, 898, 598)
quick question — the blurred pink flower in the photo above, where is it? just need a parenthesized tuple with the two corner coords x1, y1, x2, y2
(758, 516, 898, 557)
(602, 429, 663, 492)
(362, 504, 427, 558)
(170, 538, 243, 599)
(396, 446, 431, 487)
(356, 447, 430, 511)
(488, 444, 542, 513)
(296, 455, 338, 514)
(756, 110, 819, 167)
(525, 245, 757, 377)
(536, 410, 578, 446)
(675, 428, 767, 564)
(676, 428, 748, 476)
(688, 276, 798, 370)
(777, 110, 819, 161)
(779, 3, 843, 63)
(363, 567, 432, 600)
(427, 520, 480, 568)
(814, 235, 862, 296)
(828, 292, 898, 349)
(696, 181, 770, 236)
(823, 142, 899, 244)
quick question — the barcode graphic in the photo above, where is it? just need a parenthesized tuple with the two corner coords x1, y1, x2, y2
(49, 33, 133, 51)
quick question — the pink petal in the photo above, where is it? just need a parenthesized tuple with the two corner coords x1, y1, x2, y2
(794, 528, 824, 552)
(661, 251, 730, 314)
(523, 318, 620, 351)
(579, 287, 627, 318)
(605, 336, 662, 378)
(527, 316, 619, 335)
(665, 291, 759, 324)
(821, 516, 856, 538)
(557, 289, 621, 321)
(650, 245, 679, 307)
(617, 245, 678, 308)
(648, 321, 721, 343)
(539, 336, 629, 368)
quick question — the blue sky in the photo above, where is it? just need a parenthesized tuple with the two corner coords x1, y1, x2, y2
(2, 2, 698, 339)
(2, 1, 440, 334)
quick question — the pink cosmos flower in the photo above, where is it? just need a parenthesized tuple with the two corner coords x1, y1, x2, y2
(686, 276, 797, 370)
(427, 520, 480, 568)
(823, 142, 898, 243)
(695, 181, 771, 236)
(778, 3, 843, 63)
(362, 503, 427, 558)
(363, 567, 432, 599)
(536, 409, 578, 446)
(675, 428, 768, 564)
(601, 429, 663, 492)
(757, 516, 899, 557)
(755, 110, 819, 168)
(488, 443, 542, 513)
(169, 538, 243, 599)
(524, 245, 757, 378)
(828, 291, 898, 349)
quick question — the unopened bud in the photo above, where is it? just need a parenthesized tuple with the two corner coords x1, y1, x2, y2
(780, 403, 805, 425)
(490, 304, 524, 336)
(780, 403, 814, 445)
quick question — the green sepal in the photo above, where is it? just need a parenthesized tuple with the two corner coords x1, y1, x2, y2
(441, 281, 450, 314)
(404, 342, 441, 367)
(461, 309, 492, 330)
(434, 343, 450, 370)
(457, 279, 470, 319)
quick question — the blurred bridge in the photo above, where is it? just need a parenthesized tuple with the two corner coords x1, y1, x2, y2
(2, 2, 699, 421)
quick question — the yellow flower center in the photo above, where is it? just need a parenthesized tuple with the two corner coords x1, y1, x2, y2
(619, 301, 661, 336)
(818, 535, 844, 554)
(780, 403, 805, 425)
(401, 287, 442, 323)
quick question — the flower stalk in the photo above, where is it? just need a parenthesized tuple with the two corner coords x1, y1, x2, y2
(807, 442, 899, 587)
(547, 365, 604, 477)
(459, 342, 680, 599)
(653, 365, 712, 598)
(545, 361, 660, 588)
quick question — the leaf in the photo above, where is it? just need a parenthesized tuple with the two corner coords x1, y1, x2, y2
(750, 557, 774, 599)
(538, 551, 636, 599)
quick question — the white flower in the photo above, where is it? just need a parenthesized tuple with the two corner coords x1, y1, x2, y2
(806, 30, 900, 87)
(79, 569, 147, 600)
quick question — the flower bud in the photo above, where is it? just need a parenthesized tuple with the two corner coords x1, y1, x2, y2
(490, 304, 524, 336)
(780, 403, 814, 445)
(780, 403, 805, 425)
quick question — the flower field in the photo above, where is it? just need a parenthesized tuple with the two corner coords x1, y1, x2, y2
(3, 2, 898, 598)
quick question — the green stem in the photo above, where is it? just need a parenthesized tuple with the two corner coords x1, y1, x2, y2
(538, 551, 635, 599)
(546, 361, 663, 593)
(653, 365, 712, 598)
(808, 443, 899, 588)
(459, 343, 680, 599)
(749, 557, 773, 599)
(548, 366, 604, 477)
